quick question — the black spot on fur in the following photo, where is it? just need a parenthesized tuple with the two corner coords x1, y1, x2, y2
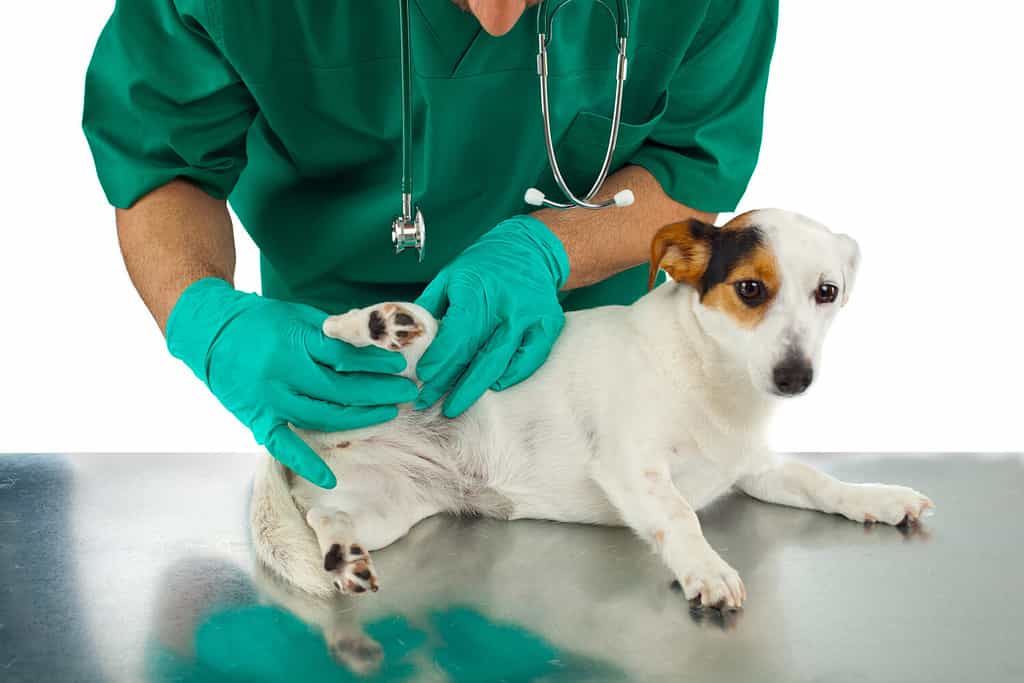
(324, 544, 344, 571)
(695, 225, 765, 296)
(670, 579, 683, 592)
(368, 310, 387, 340)
(349, 544, 364, 556)
(353, 585, 367, 593)
(394, 312, 414, 326)
(355, 568, 372, 580)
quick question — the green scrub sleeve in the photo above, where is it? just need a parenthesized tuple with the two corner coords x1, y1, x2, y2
(82, 0, 257, 209)
(630, 0, 779, 214)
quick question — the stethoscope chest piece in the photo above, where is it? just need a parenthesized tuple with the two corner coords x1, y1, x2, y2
(394, 0, 425, 262)
(392, 203, 426, 262)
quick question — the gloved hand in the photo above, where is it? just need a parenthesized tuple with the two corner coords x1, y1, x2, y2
(166, 278, 417, 488)
(414, 216, 570, 417)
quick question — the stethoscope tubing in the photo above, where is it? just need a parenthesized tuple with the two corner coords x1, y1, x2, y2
(535, 32, 628, 209)
(392, 0, 632, 259)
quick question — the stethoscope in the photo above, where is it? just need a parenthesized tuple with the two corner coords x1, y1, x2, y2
(392, 0, 634, 262)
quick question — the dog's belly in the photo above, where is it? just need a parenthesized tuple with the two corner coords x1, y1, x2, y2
(498, 475, 622, 525)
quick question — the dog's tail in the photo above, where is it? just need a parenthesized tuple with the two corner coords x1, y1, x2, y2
(250, 455, 334, 597)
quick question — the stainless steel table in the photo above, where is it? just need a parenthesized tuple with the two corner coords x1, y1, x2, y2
(1, 453, 1021, 682)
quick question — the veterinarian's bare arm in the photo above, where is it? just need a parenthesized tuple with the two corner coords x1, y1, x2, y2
(115, 180, 236, 334)
(532, 165, 716, 290)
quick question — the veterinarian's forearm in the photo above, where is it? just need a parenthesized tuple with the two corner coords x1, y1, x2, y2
(532, 165, 716, 291)
(115, 180, 237, 334)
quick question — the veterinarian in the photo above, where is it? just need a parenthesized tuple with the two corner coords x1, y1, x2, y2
(83, 0, 777, 488)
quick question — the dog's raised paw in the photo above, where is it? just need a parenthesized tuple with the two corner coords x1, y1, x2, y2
(322, 302, 428, 352)
(839, 484, 934, 526)
(324, 542, 380, 595)
(367, 304, 425, 351)
(674, 549, 745, 611)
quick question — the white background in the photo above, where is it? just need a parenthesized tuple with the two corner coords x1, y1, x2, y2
(0, 2, 1021, 454)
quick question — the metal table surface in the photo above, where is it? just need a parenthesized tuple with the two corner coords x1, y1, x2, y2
(1, 453, 1021, 683)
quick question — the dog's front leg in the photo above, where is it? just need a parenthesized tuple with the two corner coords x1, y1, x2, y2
(737, 461, 934, 526)
(591, 459, 745, 609)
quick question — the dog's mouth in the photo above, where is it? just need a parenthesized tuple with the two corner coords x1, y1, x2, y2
(769, 387, 809, 398)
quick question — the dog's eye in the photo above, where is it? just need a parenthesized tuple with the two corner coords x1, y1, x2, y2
(734, 280, 766, 306)
(815, 283, 839, 304)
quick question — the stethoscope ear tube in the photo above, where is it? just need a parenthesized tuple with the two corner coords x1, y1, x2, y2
(529, 0, 633, 211)
(536, 0, 630, 42)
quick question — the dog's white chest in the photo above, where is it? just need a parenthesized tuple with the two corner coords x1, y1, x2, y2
(667, 439, 754, 510)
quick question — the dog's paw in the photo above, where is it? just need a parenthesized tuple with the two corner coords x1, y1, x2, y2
(366, 303, 426, 351)
(324, 542, 380, 595)
(327, 632, 383, 675)
(673, 548, 745, 610)
(836, 484, 934, 526)
(323, 303, 428, 352)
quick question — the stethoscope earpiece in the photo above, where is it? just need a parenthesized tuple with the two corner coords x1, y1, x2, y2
(524, 187, 634, 209)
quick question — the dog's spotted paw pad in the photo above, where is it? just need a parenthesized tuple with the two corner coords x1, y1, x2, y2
(368, 304, 425, 351)
(324, 543, 380, 595)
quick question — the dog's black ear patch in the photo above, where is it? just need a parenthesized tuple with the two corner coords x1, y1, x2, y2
(368, 310, 387, 340)
(699, 227, 765, 296)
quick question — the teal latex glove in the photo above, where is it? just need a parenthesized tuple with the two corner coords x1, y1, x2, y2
(414, 216, 570, 417)
(166, 278, 417, 488)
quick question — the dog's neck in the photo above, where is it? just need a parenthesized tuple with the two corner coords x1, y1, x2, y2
(630, 282, 777, 427)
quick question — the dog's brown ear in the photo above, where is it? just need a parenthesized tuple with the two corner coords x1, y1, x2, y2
(648, 219, 714, 290)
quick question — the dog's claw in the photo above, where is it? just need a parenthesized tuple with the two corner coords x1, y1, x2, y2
(840, 485, 934, 526)
(675, 550, 745, 611)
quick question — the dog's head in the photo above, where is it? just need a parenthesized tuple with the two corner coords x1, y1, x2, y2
(648, 209, 860, 397)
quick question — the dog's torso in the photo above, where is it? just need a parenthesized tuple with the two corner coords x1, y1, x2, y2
(291, 286, 775, 532)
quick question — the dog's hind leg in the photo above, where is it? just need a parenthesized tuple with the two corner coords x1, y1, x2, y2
(299, 463, 442, 595)
(306, 506, 379, 594)
(322, 301, 438, 379)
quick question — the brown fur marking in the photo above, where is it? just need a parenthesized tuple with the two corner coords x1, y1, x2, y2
(648, 220, 713, 290)
(701, 246, 780, 328)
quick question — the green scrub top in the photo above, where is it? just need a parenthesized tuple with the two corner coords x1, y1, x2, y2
(83, 0, 777, 314)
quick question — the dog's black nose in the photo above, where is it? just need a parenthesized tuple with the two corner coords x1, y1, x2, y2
(773, 359, 813, 395)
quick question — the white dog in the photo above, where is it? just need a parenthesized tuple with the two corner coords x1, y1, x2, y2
(251, 209, 933, 610)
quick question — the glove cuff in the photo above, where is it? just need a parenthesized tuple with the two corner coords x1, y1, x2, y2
(166, 278, 254, 385)
(507, 215, 571, 290)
